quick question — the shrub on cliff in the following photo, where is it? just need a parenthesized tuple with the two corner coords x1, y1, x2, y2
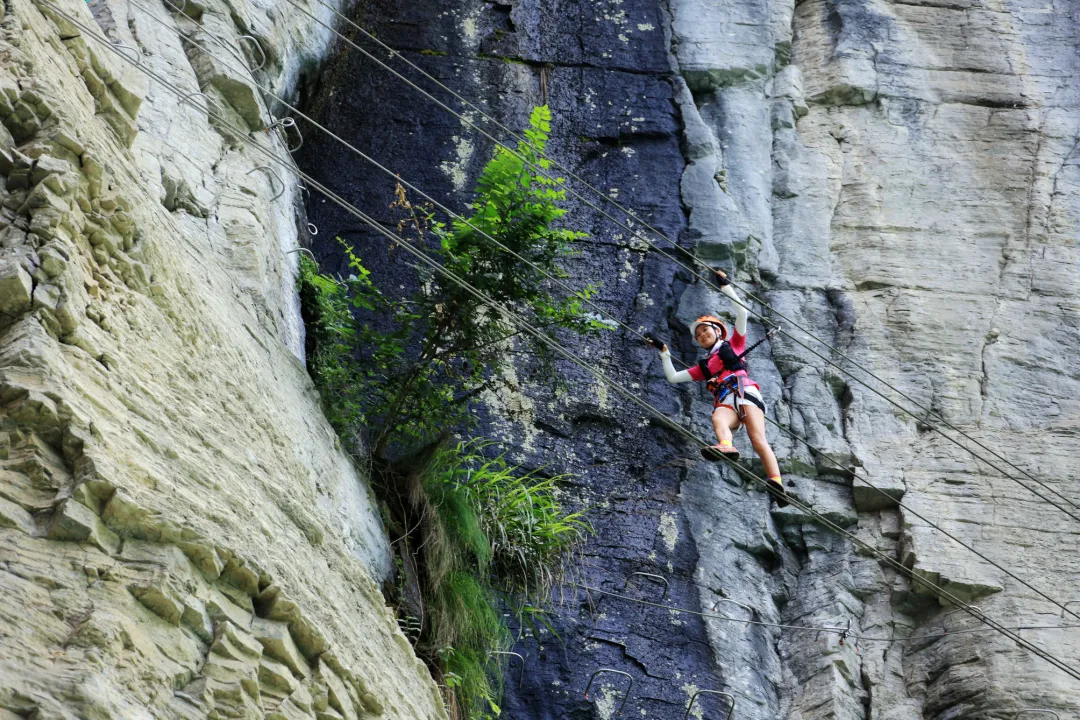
(298, 106, 594, 719)
(300, 105, 607, 460)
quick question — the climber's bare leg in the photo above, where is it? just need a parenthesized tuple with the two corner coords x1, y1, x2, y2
(711, 406, 740, 445)
(740, 404, 782, 480)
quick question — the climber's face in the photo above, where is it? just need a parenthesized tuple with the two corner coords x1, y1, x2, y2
(695, 324, 718, 349)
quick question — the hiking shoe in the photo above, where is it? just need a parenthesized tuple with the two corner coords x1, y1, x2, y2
(766, 477, 789, 508)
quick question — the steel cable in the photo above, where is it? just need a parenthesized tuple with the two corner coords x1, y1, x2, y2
(574, 585, 1080, 644)
(123, 0, 1080, 623)
(43, 2, 1080, 682)
(130, 0, 650, 339)
(277, 0, 1080, 519)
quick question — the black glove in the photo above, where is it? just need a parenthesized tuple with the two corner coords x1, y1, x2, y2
(715, 269, 731, 287)
(644, 333, 666, 352)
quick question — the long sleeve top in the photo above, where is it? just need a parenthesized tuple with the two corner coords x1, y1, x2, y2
(661, 285, 755, 387)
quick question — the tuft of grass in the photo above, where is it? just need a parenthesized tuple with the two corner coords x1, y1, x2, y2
(413, 440, 589, 719)
(424, 440, 589, 603)
(432, 572, 508, 718)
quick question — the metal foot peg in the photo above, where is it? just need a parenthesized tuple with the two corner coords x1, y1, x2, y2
(489, 651, 525, 689)
(584, 669, 633, 716)
(684, 690, 734, 720)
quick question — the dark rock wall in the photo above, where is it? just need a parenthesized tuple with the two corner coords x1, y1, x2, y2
(298, 2, 745, 718)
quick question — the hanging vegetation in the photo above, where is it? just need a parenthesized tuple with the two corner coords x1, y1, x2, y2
(298, 106, 596, 718)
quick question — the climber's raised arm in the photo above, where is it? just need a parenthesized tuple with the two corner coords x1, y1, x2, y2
(660, 345, 693, 384)
(716, 269, 747, 337)
(646, 336, 693, 384)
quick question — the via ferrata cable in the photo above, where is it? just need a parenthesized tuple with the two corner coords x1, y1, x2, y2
(273, 0, 1080, 519)
(49, 5, 1080, 682)
(575, 584, 1080, 644)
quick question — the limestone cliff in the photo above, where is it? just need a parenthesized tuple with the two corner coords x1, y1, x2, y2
(301, 0, 1080, 718)
(0, 0, 446, 717)
(676, 0, 1080, 715)
(3, 0, 1079, 716)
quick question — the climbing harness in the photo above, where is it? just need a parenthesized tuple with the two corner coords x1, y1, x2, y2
(710, 375, 746, 411)
(60, 5, 1080, 681)
(698, 325, 778, 418)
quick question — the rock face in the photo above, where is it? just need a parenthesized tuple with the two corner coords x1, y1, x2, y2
(300, 2, 730, 718)
(4, 0, 1078, 714)
(0, 0, 446, 717)
(301, 0, 1080, 718)
(675, 0, 1080, 716)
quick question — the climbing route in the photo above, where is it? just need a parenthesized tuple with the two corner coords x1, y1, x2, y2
(276, 0, 1080, 526)
(144, 0, 1080, 529)
(117, 0, 1080, 630)
(45, 0, 1080, 703)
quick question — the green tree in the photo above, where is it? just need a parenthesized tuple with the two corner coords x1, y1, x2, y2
(298, 106, 597, 720)
(329, 106, 606, 458)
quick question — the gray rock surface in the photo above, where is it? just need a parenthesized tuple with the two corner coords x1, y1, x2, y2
(672, 0, 1080, 715)
(4, 0, 1079, 715)
(296, 0, 1079, 716)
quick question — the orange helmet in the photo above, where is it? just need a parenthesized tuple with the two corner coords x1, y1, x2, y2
(690, 315, 727, 341)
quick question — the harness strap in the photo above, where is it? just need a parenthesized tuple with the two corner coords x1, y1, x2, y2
(735, 325, 780, 361)
(713, 375, 740, 402)
(713, 375, 750, 420)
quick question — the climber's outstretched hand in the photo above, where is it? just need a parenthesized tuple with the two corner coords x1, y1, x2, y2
(645, 334, 667, 353)
(715, 268, 730, 286)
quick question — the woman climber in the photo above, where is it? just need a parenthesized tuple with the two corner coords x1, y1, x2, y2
(650, 269, 787, 506)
